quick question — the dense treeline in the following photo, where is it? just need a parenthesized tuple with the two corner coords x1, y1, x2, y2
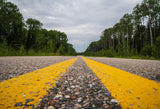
(85, 0, 160, 59)
(0, 0, 76, 56)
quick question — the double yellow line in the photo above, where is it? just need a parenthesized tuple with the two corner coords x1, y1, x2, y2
(82, 57, 160, 109)
(0, 57, 160, 109)
(0, 58, 77, 109)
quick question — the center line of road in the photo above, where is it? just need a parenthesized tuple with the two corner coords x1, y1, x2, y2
(82, 57, 160, 109)
(0, 58, 77, 109)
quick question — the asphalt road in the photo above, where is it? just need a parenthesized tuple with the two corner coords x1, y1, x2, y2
(0, 56, 76, 81)
(87, 57, 160, 81)
(0, 56, 160, 109)
(0, 56, 160, 81)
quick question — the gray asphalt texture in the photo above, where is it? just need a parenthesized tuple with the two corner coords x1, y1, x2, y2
(87, 57, 160, 82)
(0, 56, 159, 108)
(0, 56, 76, 81)
(37, 57, 121, 109)
(0, 56, 160, 82)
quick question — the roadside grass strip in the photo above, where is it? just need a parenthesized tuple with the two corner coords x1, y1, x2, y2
(82, 57, 160, 109)
(0, 58, 77, 109)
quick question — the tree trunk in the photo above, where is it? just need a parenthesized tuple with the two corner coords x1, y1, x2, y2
(122, 32, 125, 53)
(127, 26, 129, 56)
(149, 21, 153, 46)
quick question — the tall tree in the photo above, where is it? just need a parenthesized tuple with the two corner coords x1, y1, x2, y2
(0, 0, 24, 49)
(26, 18, 42, 51)
(85, 0, 160, 58)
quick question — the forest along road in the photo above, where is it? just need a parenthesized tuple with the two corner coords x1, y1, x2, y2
(0, 56, 160, 109)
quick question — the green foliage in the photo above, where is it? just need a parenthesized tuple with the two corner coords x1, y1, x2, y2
(26, 18, 42, 51)
(130, 48, 138, 56)
(85, 0, 160, 59)
(0, 1, 76, 56)
(26, 18, 42, 30)
(0, 39, 9, 56)
(84, 48, 115, 57)
(19, 45, 26, 55)
(0, 0, 24, 49)
(57, 45, 65, 55)
(141, 45, 152, 57)
(27, 49, 36, 56)
(105, 48, 115, 57)
(67, 44, 76, 55)
(152, 36, 160, 59)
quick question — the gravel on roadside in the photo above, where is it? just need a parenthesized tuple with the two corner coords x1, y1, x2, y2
(36, 57, 121, 109)
(87, 57, 160, 82)
(0, 56, 75, 81)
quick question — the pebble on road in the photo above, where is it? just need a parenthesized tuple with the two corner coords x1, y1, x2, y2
(0, 56, 75, 81)
(87, 57, 160, 82)
(37, 57, 121, 109)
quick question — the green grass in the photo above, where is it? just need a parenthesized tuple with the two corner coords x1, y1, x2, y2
(0, 45, 76, 56)
(85, 55, 159, 60)
(114, 56, 159, 60)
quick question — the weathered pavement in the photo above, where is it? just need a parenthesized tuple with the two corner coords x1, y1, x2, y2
(83, 57, 160, 109)
(87, 57, 160, 81)
(37, 57, 121, 109)
(0, 56, 76, 82)
(0, 58, 77, 109)
(0, 56, 160, 109)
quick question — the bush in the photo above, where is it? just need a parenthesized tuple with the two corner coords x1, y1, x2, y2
(106, 48, 115, 57)
(152, 36, 160, 59)
(130, 48, 138, 56)
(28, 49, 36, 56)
(19, 45, 26, 55)
(141, 45, 152, 57)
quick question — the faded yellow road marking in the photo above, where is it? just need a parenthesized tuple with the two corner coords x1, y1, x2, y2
(0, 58, 77, 109)
(82, 57, 160, 109)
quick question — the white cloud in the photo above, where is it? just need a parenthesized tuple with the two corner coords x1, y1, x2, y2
(54, 24, 100, 34)
(46, 16, 57, 20)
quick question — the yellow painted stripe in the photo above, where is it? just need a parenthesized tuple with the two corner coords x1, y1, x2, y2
(82, 57, 160, 109)
(0, 58, 77, 109)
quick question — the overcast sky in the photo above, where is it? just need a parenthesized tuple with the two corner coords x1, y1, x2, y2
(8, 0, 142, 52)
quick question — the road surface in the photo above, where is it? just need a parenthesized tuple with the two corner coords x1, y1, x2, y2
(0, 56, 160, 108)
